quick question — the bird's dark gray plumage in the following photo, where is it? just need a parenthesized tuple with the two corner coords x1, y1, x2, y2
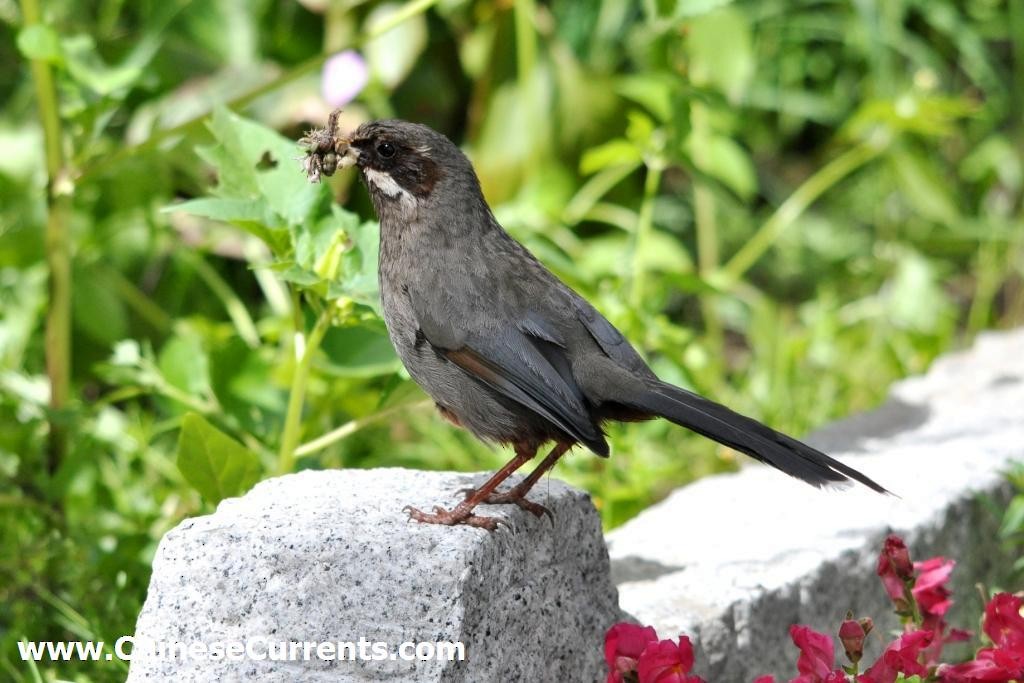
(304, 116, 888, 530)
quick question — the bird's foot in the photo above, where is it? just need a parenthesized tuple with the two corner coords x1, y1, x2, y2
(402, 503, 506, 532)
(457, 487, 552, 520)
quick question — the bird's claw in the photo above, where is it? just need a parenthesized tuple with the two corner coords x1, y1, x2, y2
(513, 498, 553, 521)
(455, 487, 552, 522)
(402, 503, 506, 532)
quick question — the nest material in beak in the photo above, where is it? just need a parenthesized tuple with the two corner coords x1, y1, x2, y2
(298, 109, 353, 183)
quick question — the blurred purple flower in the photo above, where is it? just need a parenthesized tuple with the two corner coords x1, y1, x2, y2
(321, 50, 369, 107)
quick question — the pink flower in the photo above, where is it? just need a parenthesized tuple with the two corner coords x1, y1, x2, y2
(839, 617, 872, 664)
(940, 593, 1024, 682)
(876, 535, 913, 605)
(909, 556, 963, 665)
(605, 623, 659, 683)
(791, 673, 846, 683)
(983, 592, 1024, 653)
(913, 557, 955, 618)
(938, 647, 1024, 682)
(321, 50, 369, 107)
(858, 629, 933, 683)
(752, 676, 776, 682)
(636, 637, 705, 683)
(790, 625, 838, 680)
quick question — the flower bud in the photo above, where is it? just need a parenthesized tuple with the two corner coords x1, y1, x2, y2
(880, 535, 914, 580)
(838, 616, 870, 664)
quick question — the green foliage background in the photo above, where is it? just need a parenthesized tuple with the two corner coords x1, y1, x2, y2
(3, 0, 1023, 680)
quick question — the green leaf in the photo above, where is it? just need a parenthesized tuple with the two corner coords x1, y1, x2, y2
(275, 264, 323, 287)
(0, 263, 46, 370)
(158, 333, 212, 401)
(999, 497, 1024, 539)
(625, 110, 657, 148)
(176, 413, 261, 505)
(292, 206, 359, 275)
(687, 133, 757, 199)
(72, 264, 128, 345)
(636, 230, 696, 274)
(209, 337, 284, 440)
(17, 25, 63, 64)
(273, 207, 368, 300)
(320, 323, 400, 378)
(167, 197, 277, 225)
(846, 95, 974, 140)
(687, 7, 753, 100)
(203, 107, 327, 227)
(365, 2, 428, 88)
(616, 75, 675, 122)
(883, 250, 953, 332)
(166, 197, 286, 248)
(891, 149, 961, 225)
(580, 139, 642, 175)
(61, 33, 159, 95)
(331, 221, 381, 310)
(959, 135, 1023, 191)
(674, 0, 734, 18)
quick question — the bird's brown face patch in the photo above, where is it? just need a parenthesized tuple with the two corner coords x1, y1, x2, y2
(351, 135, 443, 199)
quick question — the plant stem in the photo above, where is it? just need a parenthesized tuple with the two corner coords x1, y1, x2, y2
(690, 102, 723, 355)
(181, 251, 260, 348)
(1011, 0, 1024, 118)
(277, 309, 332, 475)
(22, 0, 72, 476)
(967, 240, 1003, 335)
(513, 0, 537, 84)
(723, 142, 883, 283)
(109, 269, 172, 332)
(294, 399, 432, 458)
(630, 163, 663, 309)
(563, 161, 642, 225)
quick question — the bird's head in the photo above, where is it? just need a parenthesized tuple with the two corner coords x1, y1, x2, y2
(301, 116, 488, 226)
(333, 119, 477, 219)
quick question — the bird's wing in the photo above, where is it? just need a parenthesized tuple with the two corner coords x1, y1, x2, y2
(407, 289, 608, 455)
(573, 297, 654, 378)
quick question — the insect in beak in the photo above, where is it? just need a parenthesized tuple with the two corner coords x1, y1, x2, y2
(336, 139, 359, 170)
(298, 111, 358, 183)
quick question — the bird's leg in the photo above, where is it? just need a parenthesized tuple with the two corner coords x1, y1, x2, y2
(403, 445, 536, 531)
(461, 442, 570, 519)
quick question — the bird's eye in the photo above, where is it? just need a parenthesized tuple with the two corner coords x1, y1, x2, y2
(377, 141, 396, 158)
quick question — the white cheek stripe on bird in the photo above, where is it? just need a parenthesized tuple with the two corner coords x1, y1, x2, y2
(364, 168, 409, 199)
(364, 167, 418, 219)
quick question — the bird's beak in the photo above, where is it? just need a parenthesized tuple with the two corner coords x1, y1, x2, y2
(337, 137, 359, 169)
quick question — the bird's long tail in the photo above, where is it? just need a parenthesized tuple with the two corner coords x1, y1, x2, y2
(625, 378, 889, 493)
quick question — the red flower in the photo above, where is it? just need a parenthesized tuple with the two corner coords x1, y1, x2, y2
(983, 592, 1024, 653)
(941, 593, 1024, 682)
(839, 617, 872, 664)
(938, 647, 1024, 682)
(909, 556, 964, 665)
(792, 673, 846, 683)
(913, 557, 955, 618)
(636, 637, 705, 683)
(752, 677, 776, 682)
(858, 629, 933, 683)
(790, 625, 837, 680)
(877, 535, 913, 604)
(606, 623, 659, 683)
(785, 625, 847, 682)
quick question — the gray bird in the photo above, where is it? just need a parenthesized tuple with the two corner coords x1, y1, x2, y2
(301, 115, 887, 530)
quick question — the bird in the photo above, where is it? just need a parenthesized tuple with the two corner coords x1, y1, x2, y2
(299, 114, 888, 530)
